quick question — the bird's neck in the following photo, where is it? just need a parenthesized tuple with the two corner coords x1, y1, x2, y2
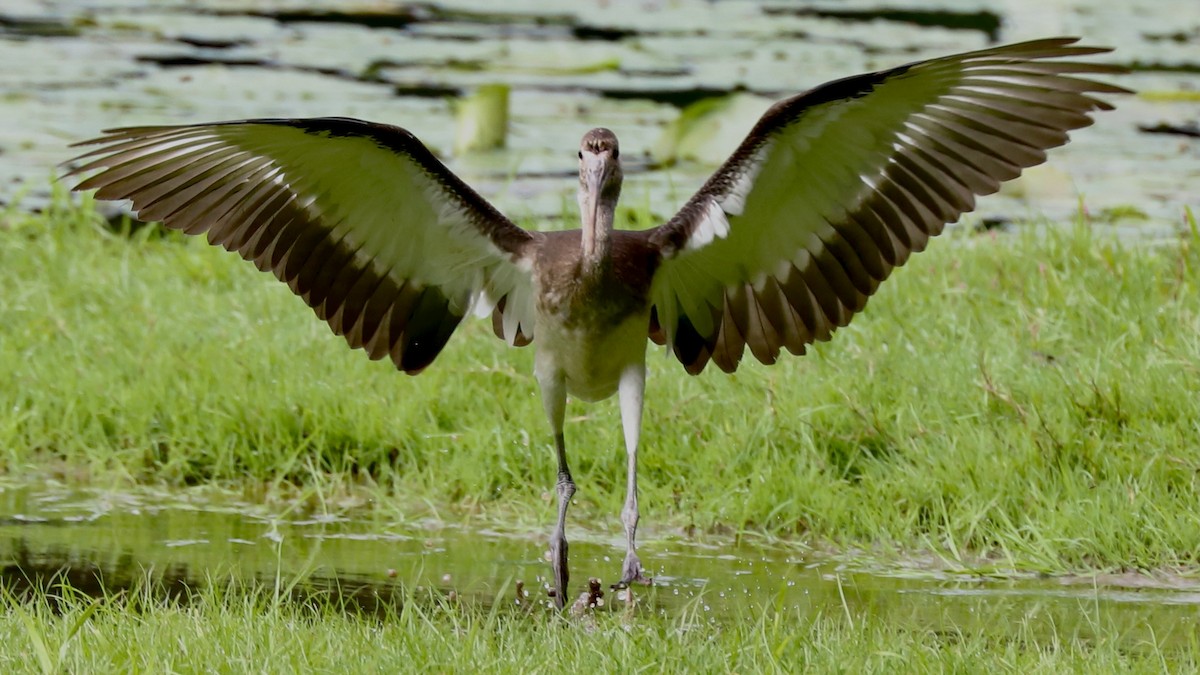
(581, 198, 616, 272)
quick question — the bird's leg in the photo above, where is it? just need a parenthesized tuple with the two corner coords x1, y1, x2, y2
(541, 375, 574, 609)
(615, 363, 651, 587)
(551, 430, 575, 609)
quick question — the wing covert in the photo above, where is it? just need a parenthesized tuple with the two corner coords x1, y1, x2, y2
(67, 117, 541, 373)
(647, 38, 1129, 374)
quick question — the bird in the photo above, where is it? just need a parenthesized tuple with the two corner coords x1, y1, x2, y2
(65, 37, 1127, 609)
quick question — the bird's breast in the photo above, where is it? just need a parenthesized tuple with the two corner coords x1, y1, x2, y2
(529, 231, 658, 401)
(534, 307, 650, 402)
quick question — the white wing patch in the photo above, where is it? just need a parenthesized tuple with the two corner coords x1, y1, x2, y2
(716, 145, 767, 216)
(684, 199, 732, 251)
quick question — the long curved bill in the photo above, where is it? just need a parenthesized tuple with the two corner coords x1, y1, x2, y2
(580, 152, 611, 236)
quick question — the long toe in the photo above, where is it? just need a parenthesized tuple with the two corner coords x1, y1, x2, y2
(613, 551, 652, 588)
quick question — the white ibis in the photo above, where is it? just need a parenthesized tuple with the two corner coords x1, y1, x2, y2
(67, 38, 1127, 609)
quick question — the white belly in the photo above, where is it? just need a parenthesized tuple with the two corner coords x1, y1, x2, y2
(534, 310, 649, 402)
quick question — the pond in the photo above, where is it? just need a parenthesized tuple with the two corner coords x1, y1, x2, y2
(0, 0, 1196, 232)
(2, 484, 1198, 647)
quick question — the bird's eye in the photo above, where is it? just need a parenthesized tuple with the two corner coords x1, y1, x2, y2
(612, 149, 619, 159)
(577, 151, 583, 160)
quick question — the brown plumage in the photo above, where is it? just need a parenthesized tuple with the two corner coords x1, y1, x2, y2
(65, 37, 1128, 609)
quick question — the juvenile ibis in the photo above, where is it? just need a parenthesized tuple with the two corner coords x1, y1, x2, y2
(67, 38, 1128, 609)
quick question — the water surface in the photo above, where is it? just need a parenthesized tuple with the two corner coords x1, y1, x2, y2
(1, 0, 1196, 229)
(2, 484, 1197, 648)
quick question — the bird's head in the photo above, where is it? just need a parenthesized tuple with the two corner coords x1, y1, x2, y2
(577, 128, 623, 233)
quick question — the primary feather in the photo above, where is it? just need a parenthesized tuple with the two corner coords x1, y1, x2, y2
(647, 37, 1129, 374)
(68, 117, 541, 372)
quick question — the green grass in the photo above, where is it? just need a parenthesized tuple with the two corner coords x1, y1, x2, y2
(2, 195, 1200, 571)
(2, 196, 1200, 670)
(0, 579, 1194, 673)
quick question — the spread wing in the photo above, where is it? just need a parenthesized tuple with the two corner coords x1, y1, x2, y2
(646, 38, 1129, 374)
(66, 117, 541, 373)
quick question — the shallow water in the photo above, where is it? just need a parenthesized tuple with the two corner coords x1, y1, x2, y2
(1, 0, 1197, 230)
(2, 484, 1197, 646)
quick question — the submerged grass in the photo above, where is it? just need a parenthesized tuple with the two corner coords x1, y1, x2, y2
(2, 193, 1199, 577)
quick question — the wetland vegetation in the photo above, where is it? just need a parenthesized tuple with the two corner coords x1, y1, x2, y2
(1, 197, 1198, 670)
(1, 0, 1198, 669)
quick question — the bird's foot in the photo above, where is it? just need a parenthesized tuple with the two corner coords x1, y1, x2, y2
(549, 533, 569, 610)
(611, 551, 652, 589)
